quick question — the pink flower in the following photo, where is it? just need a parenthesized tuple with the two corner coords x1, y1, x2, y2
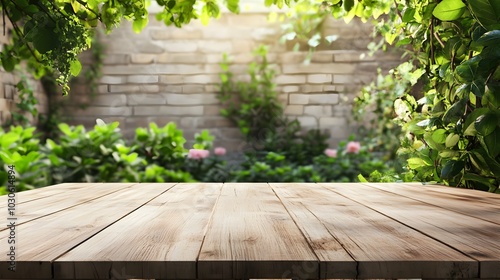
(214, 147, 226, 156)
(324, 148, 338, 158)
(346, 141, 361, 154)
(187, 149, 210, 160)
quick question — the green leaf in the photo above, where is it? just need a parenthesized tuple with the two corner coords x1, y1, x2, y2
(1, 55, 16, 72)
(469, 0, 500, 30)
(484, 128, 500, 158)
(471, 147, 500, 175)
(469, 149, 490, 174)
(433, 0, 466, 21)
(443, 98, 467, 124)
(445, 133, 460, 148)
(440, 160, 465, 179)
(132, 17, 149, 33)
(396, 38, 412, 46)
(200, 5, 210, 25)
(25, 4, 39, 13)
(432, 129, 447, 144)
(0, 132, 20, 149)
(463, 173, 493, 185)
(471, 77, 486, 97)
(225, 0, 239, 13)
(33, 28, 59, 54)
(464, 108, 489, 133)
(439, 149, 460, 158)
(357, 174, 368, 182)
(402, 8, 416, 22)
(58, 123, 73, 136)
(17, 0, 28, 7)
(48, 154, 61, 166)
(475, 112, 498, 136)
(455, 56, 481, 83)
(483, 86, 500, 108)
(344, 0, 354, 11)
(408, 157, 429, 169)
(424, 132, 444, 151)
(476, 30, 500, 46)
(69, 60, 82, 76)
(0, 151, 13, 163)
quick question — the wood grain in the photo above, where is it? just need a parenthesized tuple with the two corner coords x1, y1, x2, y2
(2, 182, 499, 280)
(0, 183, 136, 229)
(270, 183, 357, 279)
(320, 182, 498, 278)
(0, 183, 173, 279)
(273, 183, 477, 279)
(54, 183, 222, 280)
(198, 183, 319, 279)
(404, 182, 500, 200)
(0, 183, 85, 208)
(365, 183, 500, 225)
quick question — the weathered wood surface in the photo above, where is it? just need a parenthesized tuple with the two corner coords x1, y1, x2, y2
(272, 183, 477, 279)
(0, 183, 137, 229)
(0, 183, 498, 279)
(319, 183, 500, 279)
(55, 183, 222, 279)
(198, 183, 318, 279)
(0, 183, 174, 279)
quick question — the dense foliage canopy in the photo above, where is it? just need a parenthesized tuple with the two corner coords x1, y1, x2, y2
(1, 0, 500, 191)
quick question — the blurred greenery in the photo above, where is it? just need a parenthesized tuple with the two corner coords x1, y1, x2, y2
(0, 121, 391, 193)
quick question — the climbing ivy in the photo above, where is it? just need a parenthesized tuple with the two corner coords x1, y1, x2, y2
(3, 71, 38, 127)
(352, 0, 500, 192)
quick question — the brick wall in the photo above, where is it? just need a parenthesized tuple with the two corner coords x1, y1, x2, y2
(0, 26, 48, 127)
(61, 9, 401, 151)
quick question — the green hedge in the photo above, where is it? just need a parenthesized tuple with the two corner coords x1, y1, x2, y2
(0, 121, 391, 193)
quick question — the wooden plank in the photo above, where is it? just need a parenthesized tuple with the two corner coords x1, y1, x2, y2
(364, 183, 500, 225)
(0, 183, 137, 229)
(404, 182, 500, 200)
(198, 183, 319, 279)
(272, 183, 478, 279)
(0, 183, 174, 279)
(320, 183, 500, 279)
(53, 183, 223, 280)
(269, 183, 356, 279)
(0, 183, 86, 207)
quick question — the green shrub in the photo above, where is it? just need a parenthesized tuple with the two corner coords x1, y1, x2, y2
(218, 45, 286, 142)
(139, 164, 194, 183)
(132, 122, 188, 170)
(0, 126, 49, 193)
(232, 152, 321, 182)
(218, 45, 330, 167)
(314, 140, 388, 182)
(1, 120, 390, 191)
(353, 63, 419, 172)
(183, 130, 230, 182)
(231, 139, 388, 183)
(44, 121, 144, 183)
(261, 121, 329, 165)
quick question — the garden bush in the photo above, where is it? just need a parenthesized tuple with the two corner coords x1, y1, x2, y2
(45, 121, 143, 183)
(0, 120, 389, 193)
(231, 139, 390, 183)
(218, 46, 332, 168)
(0, 126, 49, 194)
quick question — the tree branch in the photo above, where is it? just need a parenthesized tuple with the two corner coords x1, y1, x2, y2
(73, 0, 100, 19)
(433, 32, 445, 48)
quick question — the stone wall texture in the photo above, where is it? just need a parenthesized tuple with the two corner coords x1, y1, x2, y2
(0, 24, 48, 127)
(61, 9, 402, 151)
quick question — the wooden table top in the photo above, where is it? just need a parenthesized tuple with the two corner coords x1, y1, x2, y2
(0, 182, 499, 279)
